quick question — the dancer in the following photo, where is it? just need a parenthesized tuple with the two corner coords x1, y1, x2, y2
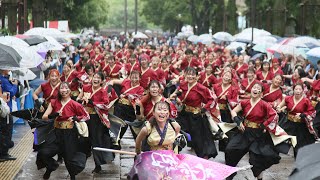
(60, 64, 80, 100)
(172, 67, 217, 159)
(33, 69, 61, 112)
(213, 71, 239, 151)
(135, 101, 180, 154)
(276, 83, 318, 157)
(239, 68, 259, 99)
(226, 83, 281, 180)
(38, 82, 89, 180)
(77, 72, 114, 173)
(109, 70, 144, 139)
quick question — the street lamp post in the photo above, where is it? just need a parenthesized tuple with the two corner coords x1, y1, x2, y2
(134, 0, 138, 34)
(124, 0, 127, 35)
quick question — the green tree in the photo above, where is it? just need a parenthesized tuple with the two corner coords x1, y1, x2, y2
(28, 0, 108, 31)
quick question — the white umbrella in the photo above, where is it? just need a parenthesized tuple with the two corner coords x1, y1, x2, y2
(213, 32, 234, 42)
(306, 47, 320, 58)
(132, 32, 148, 39)
(60, 32, 78, 39)
(198, 34, 213, 45)
(226, 42, 247, 50)
(252, 36, 277, 45)
(0, 36, 30, 47)
(252, 43, 275, 53)
(287, 36, 320, 48)
(14, 69, 37, 83)
(24, 27, 63, 37)
(33, 36, 64, 51)
(187, 35, 199, 43)
(12, 45, 45, 69)
(241, 28, 271, 36)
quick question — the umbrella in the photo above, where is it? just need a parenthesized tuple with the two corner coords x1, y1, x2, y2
(289, 143, 320, 180)
(176, 32, 187, 39)
(198, 34, 213, 45)
(22, 35, 47, 46)
(0, 43, 21, 70)
(187, 35, 199, 43)
(14, 69, 37, 83)
(226, 41, 246, 50)
(235, 28, 271, 43)
(287, 36, 320, 48)
(55, 37, 68, 44)
(12, 45, 45, 69)
(0, 36, 30, 47)
(252, 35, 277, 45)
(252, 43, 274, 53)
(213, 32, 234, 42)
(132, 32, 148, 39)
(306, 47, 320, 58)
(240, 28, 271, 36)
(250, 53, 263, 61)
(268, 43, 308, 57)
(306, 47, 320, 66)
(24, 27, 63, 37)
(37, 36, 64, 51)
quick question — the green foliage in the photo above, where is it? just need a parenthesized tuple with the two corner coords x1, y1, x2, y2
(141, 0, 191, 32)
(103, 0, 150, 29)
(28, 0, 108, 31)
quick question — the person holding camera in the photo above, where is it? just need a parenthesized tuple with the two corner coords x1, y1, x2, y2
(0, 69, 18, 161)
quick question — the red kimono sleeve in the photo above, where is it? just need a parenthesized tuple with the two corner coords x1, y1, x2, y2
(262, 101, 280, 134)
(201, 85, 217, 111)
(74, 101, 90, 121)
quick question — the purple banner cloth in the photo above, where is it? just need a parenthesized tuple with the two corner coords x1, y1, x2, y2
(128, 150, 239, 180)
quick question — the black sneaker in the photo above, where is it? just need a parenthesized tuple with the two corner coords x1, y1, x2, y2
(0, 154, 16, 161)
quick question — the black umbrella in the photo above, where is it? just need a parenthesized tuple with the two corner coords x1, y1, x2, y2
(22, 35, 47, 46)
(0, 43, 21, 69)
(289, 143, 320, 180)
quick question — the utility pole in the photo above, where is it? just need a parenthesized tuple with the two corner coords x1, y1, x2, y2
(124, 0, 127, 35)
(23, 0, 27, 31)
(134, 0, 137, 34)
(250, 0, 256, 42)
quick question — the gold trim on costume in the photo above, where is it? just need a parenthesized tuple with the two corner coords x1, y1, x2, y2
(287, 113, 302, 123)
(118, 98, 132, 106)
(243, 119, 261, 128)
(218, 103, 227, 110)
(184, 105, 201, 114)
(85, 106, 97, 114)
(54, 120, 74, 129)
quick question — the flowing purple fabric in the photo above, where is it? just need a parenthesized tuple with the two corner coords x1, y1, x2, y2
(128, 150, 239, 180)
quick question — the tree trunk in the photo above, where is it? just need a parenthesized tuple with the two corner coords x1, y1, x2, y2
(7, 2, 17, 34)
(226, 0, 237, 34)
(32, 0, 45, 27)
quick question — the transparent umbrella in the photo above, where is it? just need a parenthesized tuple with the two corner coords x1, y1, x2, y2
(213, 32, 234, 42)
(0, 36, 30, 47)
(187, 35, 199, 43)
